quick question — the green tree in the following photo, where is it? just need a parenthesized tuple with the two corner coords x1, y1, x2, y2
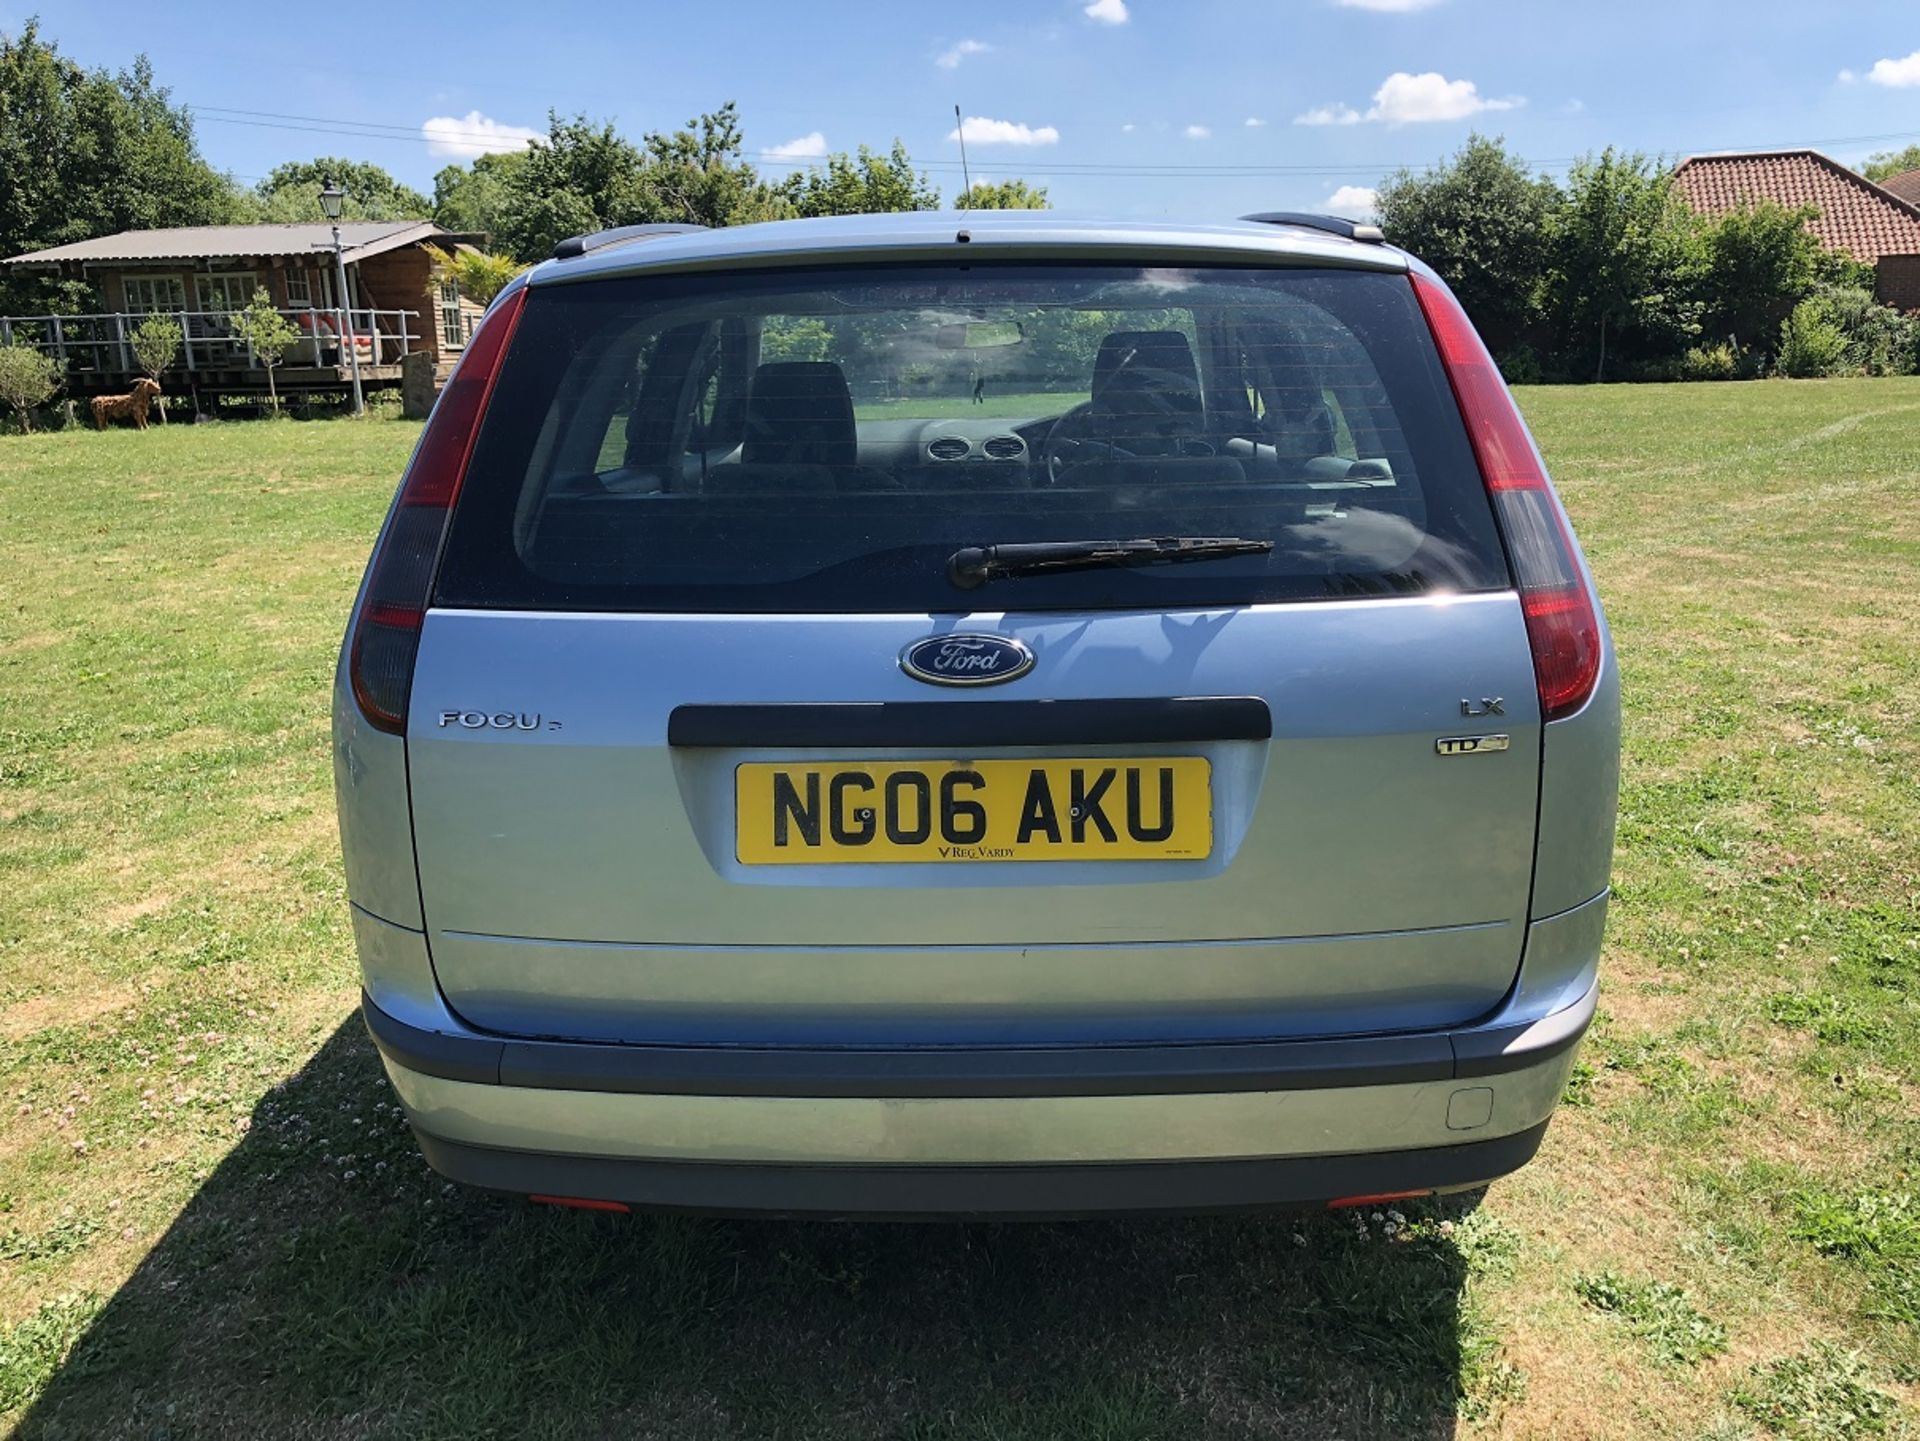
(247, 158, 430, 222)
(781, 142, 940, 217)
(1693, 200, 1824, 354)
(433, 150, 529, 238)
(0, 21, 242, 311)
(760, 315, 833, 363)
(129, 313, 181, 379)
(635, 103, 789, 228)
(492, 113, 651, 262)
(491, 105, 789, 262)
(1860, 144, 1920, 183)
(128, 313, 181, 422)
(1545, 149, 1702, 381)
(423, 245, 527, 307)
(0, 341, 60, 432)
(1805, 282, 1920, 375)
(227, 287, 299, 412)
(1375, 135, 1559, 357)
(1776, 295, 1849, 377)
(957, 179, 1049, 210)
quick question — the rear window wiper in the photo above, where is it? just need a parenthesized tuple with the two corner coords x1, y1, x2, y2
(946, 535, 1274, 589)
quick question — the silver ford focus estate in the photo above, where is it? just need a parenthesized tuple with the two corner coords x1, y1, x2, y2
(335, 211, 1618, 1217)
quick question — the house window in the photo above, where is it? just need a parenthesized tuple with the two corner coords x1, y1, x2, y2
(123, 277, 186, 315)
(284, 272, 313, 308)
(196, 273, 257, 314)
(438, 279, 464, 349)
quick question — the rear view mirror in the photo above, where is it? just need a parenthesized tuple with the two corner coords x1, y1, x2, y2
(933, 320, 1024, 350)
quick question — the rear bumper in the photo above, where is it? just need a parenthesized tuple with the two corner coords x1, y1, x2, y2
(363, 977, 1593, 1215)
(412, 1123, 1551, 1218)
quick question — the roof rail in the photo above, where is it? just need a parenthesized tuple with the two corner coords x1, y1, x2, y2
(1240, 211, 1385, 245)
(551, 223, 708, 262)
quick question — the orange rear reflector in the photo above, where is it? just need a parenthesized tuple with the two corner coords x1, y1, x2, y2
(1325, 1189, 1431, 1210)
(530, 1194, 631, 1213)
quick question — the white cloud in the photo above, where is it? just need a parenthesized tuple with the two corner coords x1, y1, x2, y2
(1121, 122, 1137, 133)
(949, 115, 1061, 146)
(1337, 0, 1442, 8)
(1083, 0, 1129, 24)
(1867, 50, 1920, 87)
(421, 110, 543, 159)
(1562, 97, 1585, 114)
(1294, 103, 1362, 127)
(766, 131, 830, 160)
(1838, 68, 1857, 83)
(1367, 71, 1520, 123)
(1324, 184, 1380, 218)
(1184, 124, 1212, 140)
(936, 38, 991, 69)
(1244, 116, 1267, 128)
(1295, 72, 1518, 128)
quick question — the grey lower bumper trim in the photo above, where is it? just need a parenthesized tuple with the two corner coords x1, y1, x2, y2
(415, 1122, 1550, 1218)
(362, 982, 1594, 1100)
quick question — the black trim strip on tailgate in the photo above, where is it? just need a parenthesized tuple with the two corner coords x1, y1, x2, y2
(667, 697, 1272, 748)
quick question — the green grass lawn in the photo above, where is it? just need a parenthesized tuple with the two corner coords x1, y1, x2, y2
(1, 385, 1916, 1439)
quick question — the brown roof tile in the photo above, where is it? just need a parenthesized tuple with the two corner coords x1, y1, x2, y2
(1672, 149, 1920, 263)
(1878, 168, 1920, 208)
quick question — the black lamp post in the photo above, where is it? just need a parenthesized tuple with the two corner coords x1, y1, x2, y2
(318, 178, 364, 414)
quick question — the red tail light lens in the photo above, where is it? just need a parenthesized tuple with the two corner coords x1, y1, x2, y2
(1410, 273, 1602, 722)
(348, 287, 527, 733)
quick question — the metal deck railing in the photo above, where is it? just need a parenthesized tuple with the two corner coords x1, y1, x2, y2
(0, 307, 426, 376)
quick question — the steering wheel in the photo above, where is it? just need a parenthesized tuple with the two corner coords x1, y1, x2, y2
(1043, 385, 1217, 484)
(1042, 402, 1135, 485)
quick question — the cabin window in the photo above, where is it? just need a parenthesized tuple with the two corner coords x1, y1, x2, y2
(122, 277, 186, 315)
(284, 272, 313, 308)
(196, 273, 257, 314)
(438, 279, 464, 349)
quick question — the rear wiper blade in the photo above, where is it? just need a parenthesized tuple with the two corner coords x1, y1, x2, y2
(946, 535, 1273, 590)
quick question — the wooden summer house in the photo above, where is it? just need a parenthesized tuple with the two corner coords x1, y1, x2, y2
(1, 221, 488, 401)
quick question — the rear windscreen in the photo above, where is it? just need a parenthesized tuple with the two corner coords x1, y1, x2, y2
(436, 263, 1510, 613)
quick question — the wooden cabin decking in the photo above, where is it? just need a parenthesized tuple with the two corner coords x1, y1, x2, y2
(0, 307, 425, 398)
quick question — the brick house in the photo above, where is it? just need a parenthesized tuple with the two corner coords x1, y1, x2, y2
(1, 221, 487, 399)
(1672, 149, 1920, 310)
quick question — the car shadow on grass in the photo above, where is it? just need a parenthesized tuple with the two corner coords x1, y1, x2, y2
(19, 1018, 1501, 1441)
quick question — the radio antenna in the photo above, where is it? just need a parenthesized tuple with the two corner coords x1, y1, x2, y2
(954, 104, 973, 207)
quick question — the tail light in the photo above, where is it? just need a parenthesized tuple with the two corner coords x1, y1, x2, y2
(1411, 273, 1602, 722)
(347, 286, 527, 733)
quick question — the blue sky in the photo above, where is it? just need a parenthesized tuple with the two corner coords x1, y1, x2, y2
(17, 0, 1920, 218)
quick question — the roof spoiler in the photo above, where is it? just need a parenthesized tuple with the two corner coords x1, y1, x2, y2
(1240, 212, 1385, 245)
(551, 223, 708, 261)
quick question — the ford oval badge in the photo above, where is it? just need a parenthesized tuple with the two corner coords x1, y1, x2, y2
(900, 634, 1035, 687)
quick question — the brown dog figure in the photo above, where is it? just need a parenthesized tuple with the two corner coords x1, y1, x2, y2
(91, 377, 162, 431)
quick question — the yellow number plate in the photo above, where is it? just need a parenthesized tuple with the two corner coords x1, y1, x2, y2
(735, 757, 1212, 865)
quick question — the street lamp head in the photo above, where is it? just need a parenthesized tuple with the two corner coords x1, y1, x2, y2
(318, 178, 346, 221)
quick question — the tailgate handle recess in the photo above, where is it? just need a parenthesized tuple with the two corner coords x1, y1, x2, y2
(668, 697, 1272, 748)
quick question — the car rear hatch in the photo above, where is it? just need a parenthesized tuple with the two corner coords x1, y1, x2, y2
(362, 244, 1591, 1048)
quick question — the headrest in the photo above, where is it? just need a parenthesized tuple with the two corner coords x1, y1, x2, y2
(743, 361, 857, 467)
(1091, 330, 1200, 405)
